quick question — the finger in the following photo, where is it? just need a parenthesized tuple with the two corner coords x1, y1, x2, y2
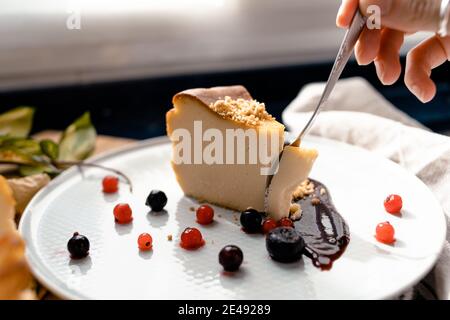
(337, 0, 359, 28)
(355, 26, 382, 65)
(405, 36, 449, 103)
(374, 29, 404, 85)
(437, 36, 450, 60)
(359, 0, 441, 33)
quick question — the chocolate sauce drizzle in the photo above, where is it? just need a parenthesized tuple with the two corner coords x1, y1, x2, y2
(293, 179, 350, 270)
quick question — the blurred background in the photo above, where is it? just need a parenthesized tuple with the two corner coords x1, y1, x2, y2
(0, 0, 449, 138)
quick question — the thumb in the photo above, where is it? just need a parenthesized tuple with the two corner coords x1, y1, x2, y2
(359, 0, 441, 32)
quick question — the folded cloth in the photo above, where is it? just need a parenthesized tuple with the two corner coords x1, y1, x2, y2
(282, 77, 450, 300)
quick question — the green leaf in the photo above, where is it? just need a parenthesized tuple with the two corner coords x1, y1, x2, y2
(18, 165, 46, 176)
(58, 112, 96, 161)
(0, 147, 37, 165)
(0, 137, 41, 155)
(0, 107, 35, 137)
(0, 138, 49, 166)
(40, 139, 59, 160)
(18, 164, 60, 177)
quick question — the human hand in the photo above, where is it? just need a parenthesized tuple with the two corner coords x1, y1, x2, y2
(337, 0, 450, 103)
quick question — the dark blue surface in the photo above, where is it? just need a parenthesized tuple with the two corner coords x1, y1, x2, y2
(0, 59, 449, 139)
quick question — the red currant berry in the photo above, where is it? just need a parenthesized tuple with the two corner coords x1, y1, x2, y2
(102, 175, 119, 193)
(113, 203, 133, 224)
(384, 194, 403, 214)
(262, 218, 278, 234)
(278, 217, 294, 228)
(375, 221, 395, 244)
(138, 233, 153, 251)
(196, 205, 214, 225)
(180, 227, 205, 250)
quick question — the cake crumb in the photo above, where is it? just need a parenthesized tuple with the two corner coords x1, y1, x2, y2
(292, 179, 315, 200)
(167, 234, 173, 241)
(209, 96, 274, 126)
(320, 188, 326, 195)
(289, 203, 302, 220)
(189, 207, 195, 212)
(311, 198, 321, 206)
(218, 214, 222, 218)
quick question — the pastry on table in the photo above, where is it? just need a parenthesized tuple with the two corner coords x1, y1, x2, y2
(166, 85, 317, 220)
(0, 175, 16, 234)
(0, 175, 35, 300)
(7, 173, 50, 214)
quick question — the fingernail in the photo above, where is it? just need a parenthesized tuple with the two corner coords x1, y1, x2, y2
(359, 60, 371, 66)
(410, 85, 426, 103)
(337, 1, 344, 16)
(355, 45, 367, 66)
(374, 60, 385, 82)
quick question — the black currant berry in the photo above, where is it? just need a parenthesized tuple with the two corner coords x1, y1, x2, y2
(67, 232, 90, 259)
(146, 190, 167, 212)
(219, 245, 243, 272)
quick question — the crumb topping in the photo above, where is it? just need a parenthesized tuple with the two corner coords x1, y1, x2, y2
(292, 179, 315, 200)
(289, 203, 302, 220)
(167, 234, 173, 241)
(311, 197, 321, 206)
(209, 96, 274, 126)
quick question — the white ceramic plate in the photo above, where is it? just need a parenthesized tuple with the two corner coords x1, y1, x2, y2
(19, 136, 446, 300)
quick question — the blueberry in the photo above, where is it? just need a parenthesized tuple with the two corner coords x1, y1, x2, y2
(219, 245, 243, 272)
(240, 208, 263, 233)
(266, 227, 305, 263)
(146, 190, 167, 211)
(67, 232, 90, 259)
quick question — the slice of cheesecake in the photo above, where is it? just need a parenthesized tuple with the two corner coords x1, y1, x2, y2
(166, 85, 317, 219)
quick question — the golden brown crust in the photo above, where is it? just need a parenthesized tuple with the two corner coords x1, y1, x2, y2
(172, 85, 253, 107)
(167, 85, 255, 136)
(0, 176, 35, 300)
(0, 232, 34, 300)
(0, 175, 16, 234)
(7, 174, 51, 214)
(167, 85, 285, 140)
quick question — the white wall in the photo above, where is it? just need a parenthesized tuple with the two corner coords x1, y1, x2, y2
(0, 0, 426, 91)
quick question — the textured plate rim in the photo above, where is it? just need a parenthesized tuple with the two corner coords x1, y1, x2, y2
(19, 135, 447, 300)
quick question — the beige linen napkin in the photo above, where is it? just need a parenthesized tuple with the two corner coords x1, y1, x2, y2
(282, 77, 450, 300)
